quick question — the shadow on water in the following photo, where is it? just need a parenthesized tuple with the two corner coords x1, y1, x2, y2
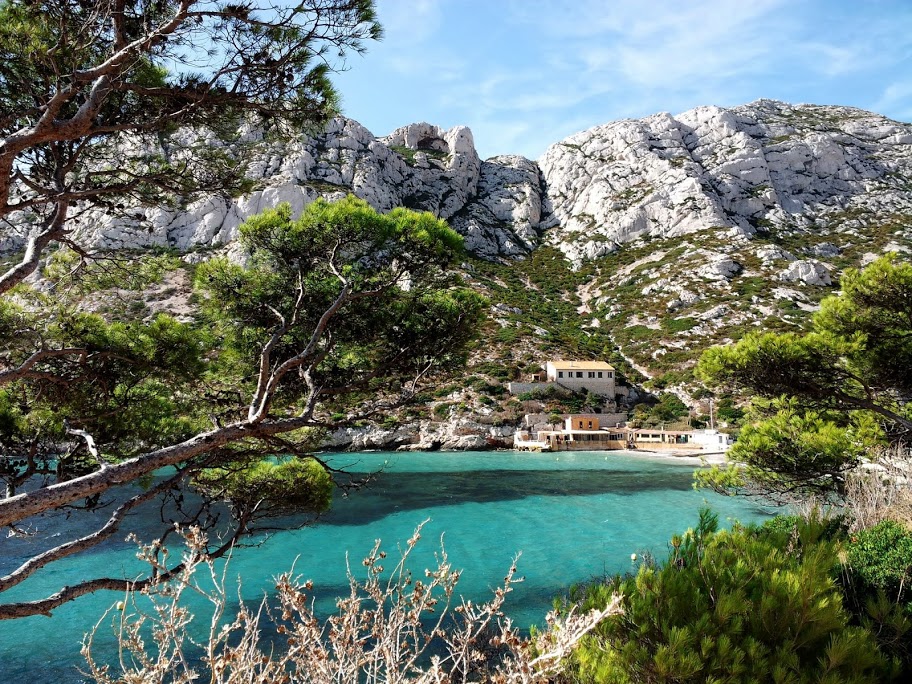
(323, 467, 696, 526)
(0, 452, 781, 684)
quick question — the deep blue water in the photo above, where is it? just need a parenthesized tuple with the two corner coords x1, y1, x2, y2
(0, 450, 779, 682)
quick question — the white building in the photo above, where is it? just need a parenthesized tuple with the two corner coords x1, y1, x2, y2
(689, 429, 735, 452)
(545, 360, 616, 397)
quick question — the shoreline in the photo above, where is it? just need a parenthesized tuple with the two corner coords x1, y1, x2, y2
(628, 449, 729, 465)
(326, 446, 730, 467)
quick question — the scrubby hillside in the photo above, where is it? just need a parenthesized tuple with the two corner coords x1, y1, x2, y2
(9, 100, 912, 432)
(539, 100, 912, 388)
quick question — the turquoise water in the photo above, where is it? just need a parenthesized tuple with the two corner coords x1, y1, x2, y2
(0, 450, 779, 682)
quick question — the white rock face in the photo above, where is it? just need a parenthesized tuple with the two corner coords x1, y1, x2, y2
(808, 242, 841, 258)
(757, 245, 797, 264)
(323, 417, 516, 451)
(448, 155, 545, 258)
(324, 424, 417, 451)
(7, 100, 911, 267)
(696, 255, 742, 281)
(778, 259, 833, 286)
(60, 118, 522, 255)
(451, 155, 543, 257)
(379, 122, 482, 218)
(539, 100, 912, 265)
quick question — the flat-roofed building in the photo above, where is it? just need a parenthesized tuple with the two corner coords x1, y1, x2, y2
(526, 414, 629, 452)
(545, 360, 616, 396)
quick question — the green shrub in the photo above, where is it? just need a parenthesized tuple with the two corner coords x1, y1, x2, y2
(842, 521, 912, 671)
(760, 511, 847, 541)
(636, 393, 689, 425)
(432, 384, 459, 398)
(471, 362, 512, 381)
(848, 521, 912, 600)
(716, 396, 745, 424)
(563, 510, 894, 683)
(517, 386, 567, 402)
(432, 402, 453, 419)
(194, 457, 332, 518)
(495, 326, 518, 343)
(661, 316, 697, 333)
(622, 324, 654, 341)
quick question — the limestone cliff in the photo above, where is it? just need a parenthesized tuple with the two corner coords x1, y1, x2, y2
(539, 100, 912, 265)
(7, 100, 912, 440)
(23, 100, 905, 275)
(47, 118, 545, 260)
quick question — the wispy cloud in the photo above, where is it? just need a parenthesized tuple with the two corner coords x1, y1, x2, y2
(378, 0, 444, 43)
(872, 81, 912, 122)
(334, 0, 912, 159)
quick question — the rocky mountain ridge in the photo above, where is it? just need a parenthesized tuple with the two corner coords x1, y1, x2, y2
(17, 118, 545, 260)
(19, 99, 907, 270)
(540, 100, 912, 264)
(8, 100, 912, 450)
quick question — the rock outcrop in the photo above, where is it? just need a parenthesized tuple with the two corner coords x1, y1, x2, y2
(57, 118, 491, 253)
(324, 418, 516, 452)
(7, 100, 912, 449)
(778, 259, 833, 287)
(539, 100, 912, 264)
(448, 155, 546, 258)
(9, 100, 909, 270)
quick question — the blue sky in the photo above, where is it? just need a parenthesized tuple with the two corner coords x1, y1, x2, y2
(331, 0, 912, 160)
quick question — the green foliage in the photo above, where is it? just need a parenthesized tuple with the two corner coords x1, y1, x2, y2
(697, 255, 912, 495)
(471, 363, 514, 381)
(43, 248, 181, 294)
(1, 0, 381, 217)
(433, 403, 453, 418)
(563, 510, 895, 683)
(814, 256, 912, 399)
(843, 521, 912, 670)
(692, 463, 748, 494)
(388, 144, 449, 166)
(759, 511, 848, 541)
(0, 301, 207, 470)
(516, 385, 597, 413)
(660, 316, 697, 333)
(196, 197, 485, 412)
(847, 521, 912, 605)
(718, 398, 875, 495)
(195, 456, 332, 518)
(632, 392, 689, 426)
(715, 396, 745, 424)
(517, 386, 568, 402)
(464, 247, 624, 368)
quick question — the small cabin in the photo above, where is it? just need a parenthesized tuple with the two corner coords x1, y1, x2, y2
(565, 414, 600, 431)
(546, 360, 616, 397)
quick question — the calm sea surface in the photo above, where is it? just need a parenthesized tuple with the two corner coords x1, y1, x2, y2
(0, 450, 779, 682)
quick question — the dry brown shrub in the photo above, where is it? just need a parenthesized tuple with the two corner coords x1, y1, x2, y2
(82, 522, 620, 683)
(844, 445, 912, 532)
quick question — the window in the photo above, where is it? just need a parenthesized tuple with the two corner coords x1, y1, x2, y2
(588, 371, 595, 378)
(608, 372, 613, 378)
(587, 421, 593, 428)
(558, 371, 563, 378)
(597, 371, 603, 378)
(576, 371, 583, 378)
